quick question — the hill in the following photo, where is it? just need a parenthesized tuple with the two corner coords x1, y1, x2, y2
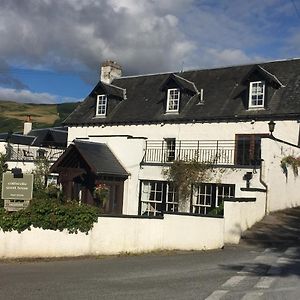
(0, 101, 79, 133)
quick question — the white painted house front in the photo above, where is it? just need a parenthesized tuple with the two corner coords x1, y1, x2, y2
(50, 59, 300, 243)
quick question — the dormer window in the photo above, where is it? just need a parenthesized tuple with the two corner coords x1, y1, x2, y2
(96, 94, 107, 116)
(166, 88, 180, 113)
(249, 81, 265, 109)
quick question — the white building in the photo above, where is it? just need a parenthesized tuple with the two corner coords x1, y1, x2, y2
(51, 59, 300, 224)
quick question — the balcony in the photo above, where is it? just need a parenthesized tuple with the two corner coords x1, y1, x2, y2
(143, 140, 262, 166)
(6, 145, 64, 162)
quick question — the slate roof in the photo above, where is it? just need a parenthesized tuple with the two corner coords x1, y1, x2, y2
(0, 133, 35, 145)
(51, 140, 128, 177)
(0, 127, 68, 147)
(28, 127, 68, 147)
(65, 58, 300, 126)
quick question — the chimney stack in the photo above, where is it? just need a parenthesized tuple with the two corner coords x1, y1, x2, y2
(23, 115, 32, 135)
(100, 60, 122, 84)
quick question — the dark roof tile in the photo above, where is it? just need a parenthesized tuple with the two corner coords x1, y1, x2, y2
(64, 59, 300, 125)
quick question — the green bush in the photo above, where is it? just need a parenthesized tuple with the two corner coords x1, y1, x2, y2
(0, 199, 99, 234)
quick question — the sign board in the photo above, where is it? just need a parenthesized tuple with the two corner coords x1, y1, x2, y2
(2, 172, 33, 201)
(4, 200, 31, 212)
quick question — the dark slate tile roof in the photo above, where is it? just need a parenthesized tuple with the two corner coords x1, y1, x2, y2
(0, 127, 68, 147)
(64, 58, 300, 126)
(74, 140, 128, 177)
(0, 133, 36, 145)
(29, 128, 68, 147)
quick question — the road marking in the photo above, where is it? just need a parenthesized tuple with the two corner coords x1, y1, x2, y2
(241, 291, 263, 299)
(238, 265, 256, 275)
(277, 257, 291, 264)
(205, 290, 228, 300)
(284, 247, 298, 256)
(255, 276, 276, 289)
(222, 275, 246, 287)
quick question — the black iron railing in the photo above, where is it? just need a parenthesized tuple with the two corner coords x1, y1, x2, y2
(143, 139, 261, 166)
(6, 145, 64, 162)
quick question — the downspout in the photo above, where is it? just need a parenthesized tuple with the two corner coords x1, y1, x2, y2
(259, 159, 269, 215)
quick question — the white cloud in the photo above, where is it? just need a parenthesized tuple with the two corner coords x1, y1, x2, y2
(0, 87, 81, 104)
(0, 0, 298, 82)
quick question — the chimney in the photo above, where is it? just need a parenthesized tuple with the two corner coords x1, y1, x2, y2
(100, 60, 122, 84)
(23, 115, 32, 135)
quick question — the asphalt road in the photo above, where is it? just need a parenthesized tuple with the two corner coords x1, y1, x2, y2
(0, 208, 300, 300)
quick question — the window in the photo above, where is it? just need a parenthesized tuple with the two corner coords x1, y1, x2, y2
(235, 134, 268, 166)
(166, 88, 180, 113)
(140, 181, 178, 216)
(96, 94, 107, 116)
(165, 138, 176, 162)
(249, 81, 265, 108)
(192, 183, 235, 215)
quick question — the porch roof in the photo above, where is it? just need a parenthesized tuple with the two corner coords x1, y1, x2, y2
(51, 140, 128, 178)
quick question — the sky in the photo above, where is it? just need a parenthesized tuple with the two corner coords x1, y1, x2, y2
(0, 0, 300, 104)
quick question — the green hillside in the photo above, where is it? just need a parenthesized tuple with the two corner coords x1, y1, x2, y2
(0, 101, 79, 133)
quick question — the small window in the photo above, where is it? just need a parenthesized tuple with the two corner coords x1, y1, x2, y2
(96, 95, 107, 116)
(165, 138, 176, 162)
(166, 88, 180, 113)
(249, 81, 265, 108)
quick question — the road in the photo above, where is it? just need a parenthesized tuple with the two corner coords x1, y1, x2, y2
(0, 208, 300, 300)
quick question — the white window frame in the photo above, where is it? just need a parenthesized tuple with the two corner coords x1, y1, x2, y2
(140, 181, 178, 216)
(96, 94, 107, 116)
(166, 88, 180, 113)
(249, 81, 265, 109)
(192, 183, 235, 215)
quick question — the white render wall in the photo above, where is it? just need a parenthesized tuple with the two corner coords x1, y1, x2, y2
(68, 120, 300, 146)
(0, 214, 224, 258)
(224, 192, 266, 244)
(261, 138, 300, 212)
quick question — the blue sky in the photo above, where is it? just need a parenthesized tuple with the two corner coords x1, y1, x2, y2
(0, 0, 300, 104)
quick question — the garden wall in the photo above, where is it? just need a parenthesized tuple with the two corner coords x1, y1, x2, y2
(0, 213, 224, 258)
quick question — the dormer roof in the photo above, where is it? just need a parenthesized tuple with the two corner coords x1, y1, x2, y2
(160, 73, 199, 94)
(95, 81, 126, 99)
(242, 64, 285, 88)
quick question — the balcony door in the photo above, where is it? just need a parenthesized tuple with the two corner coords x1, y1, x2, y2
(235, 134, 268, 166)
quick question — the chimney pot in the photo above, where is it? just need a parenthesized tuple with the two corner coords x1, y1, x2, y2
(23, 115, 32, 135)
(100, 60, 122, 84)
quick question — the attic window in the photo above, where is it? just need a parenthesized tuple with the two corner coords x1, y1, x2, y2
(96, 94, 107, 116)
(249, 81, 265, 109)
(166, 88, 180, 113)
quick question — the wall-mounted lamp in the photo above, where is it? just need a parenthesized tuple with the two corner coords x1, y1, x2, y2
(243, 171, 253, 188)
(268, 120, 276, 136)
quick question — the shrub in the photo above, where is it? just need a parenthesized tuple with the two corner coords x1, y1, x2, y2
(0, 199, 99, 234)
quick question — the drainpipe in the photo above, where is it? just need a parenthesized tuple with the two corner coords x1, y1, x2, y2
(259, 159, 269, 215)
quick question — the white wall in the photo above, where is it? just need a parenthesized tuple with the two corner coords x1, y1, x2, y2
(0, 214, 224, 258)
(261, 138, 300, 212)
(224, 192, 266, 244)
(68, 120, 299, 146)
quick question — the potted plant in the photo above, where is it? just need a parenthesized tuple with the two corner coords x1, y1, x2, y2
(93, 183, 110, 209)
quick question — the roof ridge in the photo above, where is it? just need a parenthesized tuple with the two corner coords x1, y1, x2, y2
(114, 57, 300, 80)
